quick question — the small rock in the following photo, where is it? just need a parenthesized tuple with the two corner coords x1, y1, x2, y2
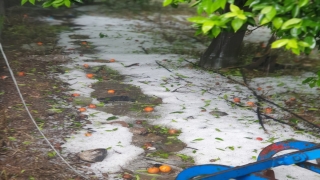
(78, 148, 107, 163)
(209, 110, 228, 116)
(130, 127, 147, 135)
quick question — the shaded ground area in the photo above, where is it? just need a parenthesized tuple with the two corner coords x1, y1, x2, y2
(1, 1, 320, 180)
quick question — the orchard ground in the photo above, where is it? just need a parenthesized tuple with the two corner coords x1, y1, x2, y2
(1, 1, 320, 180)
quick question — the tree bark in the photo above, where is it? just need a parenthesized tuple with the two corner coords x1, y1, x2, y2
(0, 0, 5, 41)
(199, 30, 247, 69)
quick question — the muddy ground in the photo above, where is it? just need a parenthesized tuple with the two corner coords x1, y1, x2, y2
(1, 1, 320, 180)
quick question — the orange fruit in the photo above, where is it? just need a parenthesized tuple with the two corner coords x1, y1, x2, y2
(79, 107, 87, 112)
(265, 107, 272, 114)
(83, 64, 89, 68)
(86, 74, 94, 79)
(257, 87, 262, 91)
(109, 58, 115, 62)
(85, 132, 92, 137)
(81, 41, 87, 45)
(233, 97, 240, 103)
(122, 174, 132, 179)
(72, 93, 80, 97)
(144, 142, 152, 149)
(143, 106, 154, 112)
(88, 104, 96, 108)
(168, 129, 178, 135)
(147, 167, 160, 174)
(159, 165, 171, 173)
(246, 101, 255, 107)
(256, 137, 263, 141)
(290, 97, 296, 101)
(107, 89, 115, 94)
(37, 42, 43, 46)
(17, 72, 25, 76)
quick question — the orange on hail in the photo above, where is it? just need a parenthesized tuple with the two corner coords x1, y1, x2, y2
(246, 101, 255, 107)
(86, 73, 94, 79)
(88, 104, 96, 108)
(109, 58, 115, 62)
(257, 87, 262, 91)
(122, 174, 132, 179)
(168, 129, 178, 135)
(83, 64, 89, 68)
(37, 42, 43, 46)
(72, 93, 80, 97)
(17, 72, 25, 76)
(81, 41, 87, 45)
(85, 132, 92, 137)
(143, 106, 154, 112)
(147, 167, 160, 174)
(79, 107, 87, 112)
(107, 89, 115, 94)
(233, 97, 240, 103)
(159, 165, 171, 173)
(265, 107, 272, 114)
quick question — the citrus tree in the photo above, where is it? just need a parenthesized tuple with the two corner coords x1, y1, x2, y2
(163, 0, 320, 86)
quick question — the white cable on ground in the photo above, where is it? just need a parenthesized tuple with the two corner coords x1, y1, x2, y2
(0, 43, 89, 180)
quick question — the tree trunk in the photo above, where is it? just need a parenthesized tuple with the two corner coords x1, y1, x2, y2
(199, 30, 247, 69)
(0, 0, 4, 41)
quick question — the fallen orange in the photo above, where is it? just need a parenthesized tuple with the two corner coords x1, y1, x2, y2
(85, 132, 92, 137)
(83, 64, 89, 68)
(88, 104, 96, 108)
(159, 165, 171, 173)
(79, 107, 87, 112)
(17, 72, 25, 76)
(168, 129, 178, 135)
(109, 58, 115, 62)
(72, 93, 80, 97)
(107, 89, 115, 94)
(86, 74, 94, 79)
(147, 167, 160, 174)
(143, 106, 154, 112)
(233, 97, 240, 103)
(265, 107, 272, 114)
(246, 101, 255, 107)
(37, 42, 43, 46)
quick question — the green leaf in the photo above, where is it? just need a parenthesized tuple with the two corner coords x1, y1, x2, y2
(304, 36, 316, 48)
(170, 111, 184, 114)
(281, 18, 302, 30)
(290, 28, 301, 37)
(272, 17, 283, 29)
(106, 128, 118, 132)
(163, 0, 172, 7)
(271, 39, 289, 48)
(21, 0, 28, 5)
(219, 0, 227, 9)
(292, 5, 300, 17)
(298, 0, 309, 7)
(261, 6, 272, 14)
(265, 7, 276, 20)
(260, 17, 271, 25)
(287, 39, 298, 49)
(308, 108, 318, 111)
(244, 0, 254, 6)
(192, 138, 204, 142)
(107, 116, 118, 121)
(291, 48, 300, 55)
(188, 16, 208, 24)
(224, 12, 237, 18)
(231, 18, 244, 32)
(29, 0, 36, 5)
(298, 41, 310, 47)
(211, 26, 221, 37)
(64, 0, 71, 7)
(230, 4, 240, 12)
(202, 20, 215, 34)
(215, 137, 224, 141)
